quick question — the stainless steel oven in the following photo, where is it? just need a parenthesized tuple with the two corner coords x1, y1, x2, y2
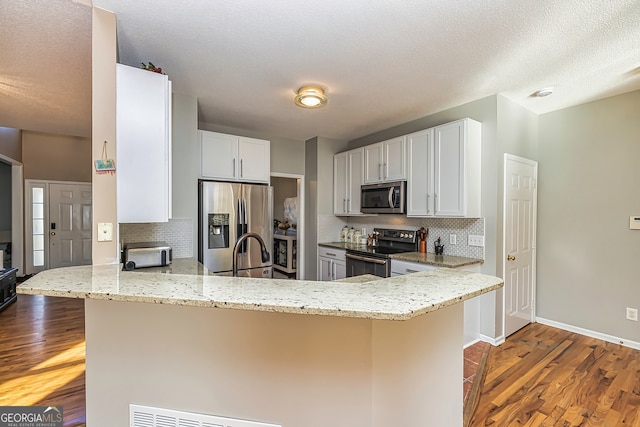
(345, 252, 391, 278)
(345, 228, 418, 278)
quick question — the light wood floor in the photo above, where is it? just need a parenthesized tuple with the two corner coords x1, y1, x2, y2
(0, 294, 86, 426)
(3, 296, 640, 426)
(470, 323, 640, 426)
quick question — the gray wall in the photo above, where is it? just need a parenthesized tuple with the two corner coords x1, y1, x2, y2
(0, 127, 22, 162)
(0, 161, 11, 232)
(304, 137, 318, 280)
(537, 89, 640, 342)
(22, 131, 91, 182)
(304, 136, 348, 279)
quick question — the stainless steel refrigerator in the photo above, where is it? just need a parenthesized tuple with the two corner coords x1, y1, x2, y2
(198, 180, 273, 277)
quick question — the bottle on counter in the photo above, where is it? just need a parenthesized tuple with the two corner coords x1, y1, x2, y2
(353, 229, 361, 245)
(346, 227, 355, 244)
(340, 226, 349, 242)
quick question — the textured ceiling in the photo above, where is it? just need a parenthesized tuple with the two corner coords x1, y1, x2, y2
(0, 0, 92, 137)
(2, 0, 640, 141)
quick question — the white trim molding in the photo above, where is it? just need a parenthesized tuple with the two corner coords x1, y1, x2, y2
(536, 317, 640, 351)
(479, 334, 505, 347)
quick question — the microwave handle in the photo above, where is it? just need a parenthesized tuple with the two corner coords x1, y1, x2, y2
(388, 187, 395, 208)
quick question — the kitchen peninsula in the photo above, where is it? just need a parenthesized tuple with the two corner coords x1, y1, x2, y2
(18, 260, 502, 427)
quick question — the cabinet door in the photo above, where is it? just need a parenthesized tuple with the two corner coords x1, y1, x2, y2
(406, 129, 434, 216)
(333, 152, 348, 215)
(347, 148, 364, 214)
(363, 143, 383, 184)
(318, 256, 333, 281)
(333, 260, 346, 280)
(238, 137, 270, 183)
(201, 131, 238, 180)
(434, 121, 465, 216)
(383, 136, 406, 181)
(116, 64, 171, 223)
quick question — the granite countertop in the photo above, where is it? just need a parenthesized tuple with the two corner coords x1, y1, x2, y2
(17, 259, 502, 321)
(318, 242, 483, 268)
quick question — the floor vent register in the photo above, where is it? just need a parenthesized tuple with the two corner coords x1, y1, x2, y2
(130, 404, 281, 427)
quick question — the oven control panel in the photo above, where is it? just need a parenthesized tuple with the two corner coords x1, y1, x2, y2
(375, 228, 417, 243)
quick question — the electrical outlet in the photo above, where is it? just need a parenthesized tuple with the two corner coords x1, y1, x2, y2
(626, 307, 638, 321)
(450, 234, 457, 245)
(468, 235, 485, 247)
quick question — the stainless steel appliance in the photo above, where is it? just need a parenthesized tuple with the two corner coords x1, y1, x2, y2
(360, 181, 406, 214)
(198, 180, 273, 277)
(123, 241, 172, 270)
(345, 228, 417, 278)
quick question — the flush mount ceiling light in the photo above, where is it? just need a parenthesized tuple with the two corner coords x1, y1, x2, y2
(294, 86, 327, 108)
(532, 87, 554, 97)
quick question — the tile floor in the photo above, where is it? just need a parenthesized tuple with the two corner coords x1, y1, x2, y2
(463, 341, 489, 406)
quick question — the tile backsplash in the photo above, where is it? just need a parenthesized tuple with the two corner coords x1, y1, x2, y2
(321, 215, 485, 259)
(120, 219, 193, 258)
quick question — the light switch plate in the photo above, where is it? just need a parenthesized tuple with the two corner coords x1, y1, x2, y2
(468, 235, 485, 247)
(98, 222, 113, 242)
(630, 216, 640, 230)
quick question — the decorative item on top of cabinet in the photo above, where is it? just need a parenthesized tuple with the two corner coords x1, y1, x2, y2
(200, 130, 270, 184)
(407, 118, 481, 218)
(363, 136, 406, 184)
(333, 147, 364, 215)
(116, 63, 172, 223)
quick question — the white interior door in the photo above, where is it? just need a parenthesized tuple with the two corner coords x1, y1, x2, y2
(504, 154, 537, 337)
(49, 183, 92, 269)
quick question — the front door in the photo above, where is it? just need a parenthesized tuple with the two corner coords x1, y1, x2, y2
(504, 154, 538, 337)
(48, 183, 92, 269)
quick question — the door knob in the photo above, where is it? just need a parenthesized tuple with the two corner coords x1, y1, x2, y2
(507, 254, 516, 261)
(50, 232, 56, 236)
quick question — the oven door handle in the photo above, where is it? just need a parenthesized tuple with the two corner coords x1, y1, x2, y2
(346, 253, 387, 265)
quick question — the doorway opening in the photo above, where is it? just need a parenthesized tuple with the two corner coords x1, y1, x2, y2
(271, 173, 304, 280)
(0, 154, 24, 274)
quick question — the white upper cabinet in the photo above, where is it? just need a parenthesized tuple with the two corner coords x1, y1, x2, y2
(116, 64, 172, 223)
(334, 148, 364, 215)
(363, 136, 406, 184)
(407, 118, 481, 218)
(433, 119, 481, 217)
(200, 130, 270, 183)
(406, 129, 434, 216)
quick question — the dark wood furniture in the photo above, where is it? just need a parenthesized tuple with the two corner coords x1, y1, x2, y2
(0, 267, 17, 312)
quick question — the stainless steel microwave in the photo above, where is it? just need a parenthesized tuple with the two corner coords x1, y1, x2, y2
(360, 181, 406, 214)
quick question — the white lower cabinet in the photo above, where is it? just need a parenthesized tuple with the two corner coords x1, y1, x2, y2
(390, 259, 439, 277)
(318, 247, 346, 281)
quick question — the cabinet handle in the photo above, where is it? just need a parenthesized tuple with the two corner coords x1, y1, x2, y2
(426, 194, 431, 215)
(343, 199, 347, 213)
(379, 163, 382, 180)
(240, 159, 244, 177)
(326, 252, 337, 257)
(434, 193, 438, 213)
(233, 158, 236, 176)
(346, 198, 350, 213)
(384, 162, 387, 179)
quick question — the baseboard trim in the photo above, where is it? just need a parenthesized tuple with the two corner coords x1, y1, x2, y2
(536, 317, 640, 350)
(479, 334, 505, 346)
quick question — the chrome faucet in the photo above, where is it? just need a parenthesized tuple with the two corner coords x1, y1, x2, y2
(232, 232, 270, 277)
